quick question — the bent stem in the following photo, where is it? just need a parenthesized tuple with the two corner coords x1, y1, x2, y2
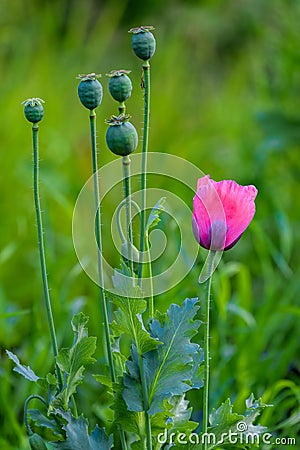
(122, 155, 134, 278)
(138, 60, 151, 289)
(89, 111, 127, 450)
(202, 250, 215, 449)
(116, 199, 141, 247)
(24, 395, 48, 436)
(32, 124, 62, 391)
(144, 231, 154, 318)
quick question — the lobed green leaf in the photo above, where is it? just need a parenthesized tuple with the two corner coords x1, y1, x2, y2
(52, 411, 112, 450)
(52, 313, 97, 410)
(145, 197, 166, 233)
(123, 298, 203, 416)
(6, 350, 40, 382)
(109, 293, 161, 355)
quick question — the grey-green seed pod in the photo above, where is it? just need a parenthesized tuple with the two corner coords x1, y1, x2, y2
(77, 73, 103, 110)
(129, 26, 156, 61)
(107, 70, 132, 103)
(22, 98, 45, 123)
(29, 433, 48, 450)
(106, 114, 138, 157)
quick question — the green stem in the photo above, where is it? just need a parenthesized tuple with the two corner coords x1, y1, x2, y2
(202, 251, 215, 449)
(89, 112, 127, 450)
(122, 155, 134, 277)
(32, 124, 62, 391)
(71, 396, 78, 418)
(138, 353, 152, 450)
(138, 60, 151, 290)
(145, 232, 154, 318)
(116, 199, 141, 245)
(118, 102, 126, 114)
(24, 395, 47, 436)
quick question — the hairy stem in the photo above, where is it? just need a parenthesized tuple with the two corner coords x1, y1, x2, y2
(89, 111, 127, 450)
(138, 353, 152, 450)
(122, 155, 134, 277)
(118, 102, 126, 115)
(32, 124, 62, 391)
(138, 61, 151, 290)
(202, 251, 215, 449)
(145, 232, 154, 318)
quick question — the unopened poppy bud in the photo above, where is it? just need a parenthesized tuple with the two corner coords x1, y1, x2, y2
(107, 70, 132, 103)
(129, 26, 156, 61)
(106, 114, 138, 157)
(29, 433, 48, 450)
(77, 73, 103, 110)
(192, 176, 258, 251)
(22, 98, 45, 123)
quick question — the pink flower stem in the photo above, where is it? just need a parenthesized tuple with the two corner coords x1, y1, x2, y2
(203, 250, 215, 449)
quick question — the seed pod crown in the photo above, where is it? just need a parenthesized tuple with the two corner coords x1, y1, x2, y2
(22, 98, 45, 123)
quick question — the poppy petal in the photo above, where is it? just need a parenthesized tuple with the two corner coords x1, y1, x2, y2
(193, 176, 257, 251)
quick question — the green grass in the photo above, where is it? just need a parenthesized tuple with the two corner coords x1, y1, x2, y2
(0, 0, 299, 448)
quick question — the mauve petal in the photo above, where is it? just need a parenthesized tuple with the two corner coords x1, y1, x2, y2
(193, 175, 227, 250)
(193, 176, 257, 251)
(210, 179, 258, 249)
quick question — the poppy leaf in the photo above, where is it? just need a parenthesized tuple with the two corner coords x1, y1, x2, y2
(6, 350, 40, 382)
(122, 298, 203, 416)
(145, 197, 166, 234)
(52, 411, 112, 450)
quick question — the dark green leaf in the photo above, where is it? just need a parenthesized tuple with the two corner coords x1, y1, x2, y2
(112, 379, 142, 435)
(28, 409, 62, 437)
(53, 314, 96, 409)
(123, 298, 202, 416)
(109, 294, 160, 355)
(52, 411, 112, 450)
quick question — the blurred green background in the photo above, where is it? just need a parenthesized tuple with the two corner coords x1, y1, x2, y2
(0, 0, 299, 448)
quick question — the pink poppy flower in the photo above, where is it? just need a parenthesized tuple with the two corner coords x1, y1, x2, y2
(192, 175, 258, 251)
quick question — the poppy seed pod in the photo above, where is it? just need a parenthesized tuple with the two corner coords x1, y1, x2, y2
(77, 73, 103, 110)
(106, 114, 138, 157)
(22, 98, 45, 123)
(107, 70, 132, 103)
(129, 26, 156, 61)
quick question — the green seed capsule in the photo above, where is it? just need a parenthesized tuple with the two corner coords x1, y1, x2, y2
(107, 70, 132, 103)
(129, 26, 156, 61)
(22, 98, 45, 123)
(106, 114, 138, 157)
(77, 73, 103, 110)
(29, 433, 48, 450)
